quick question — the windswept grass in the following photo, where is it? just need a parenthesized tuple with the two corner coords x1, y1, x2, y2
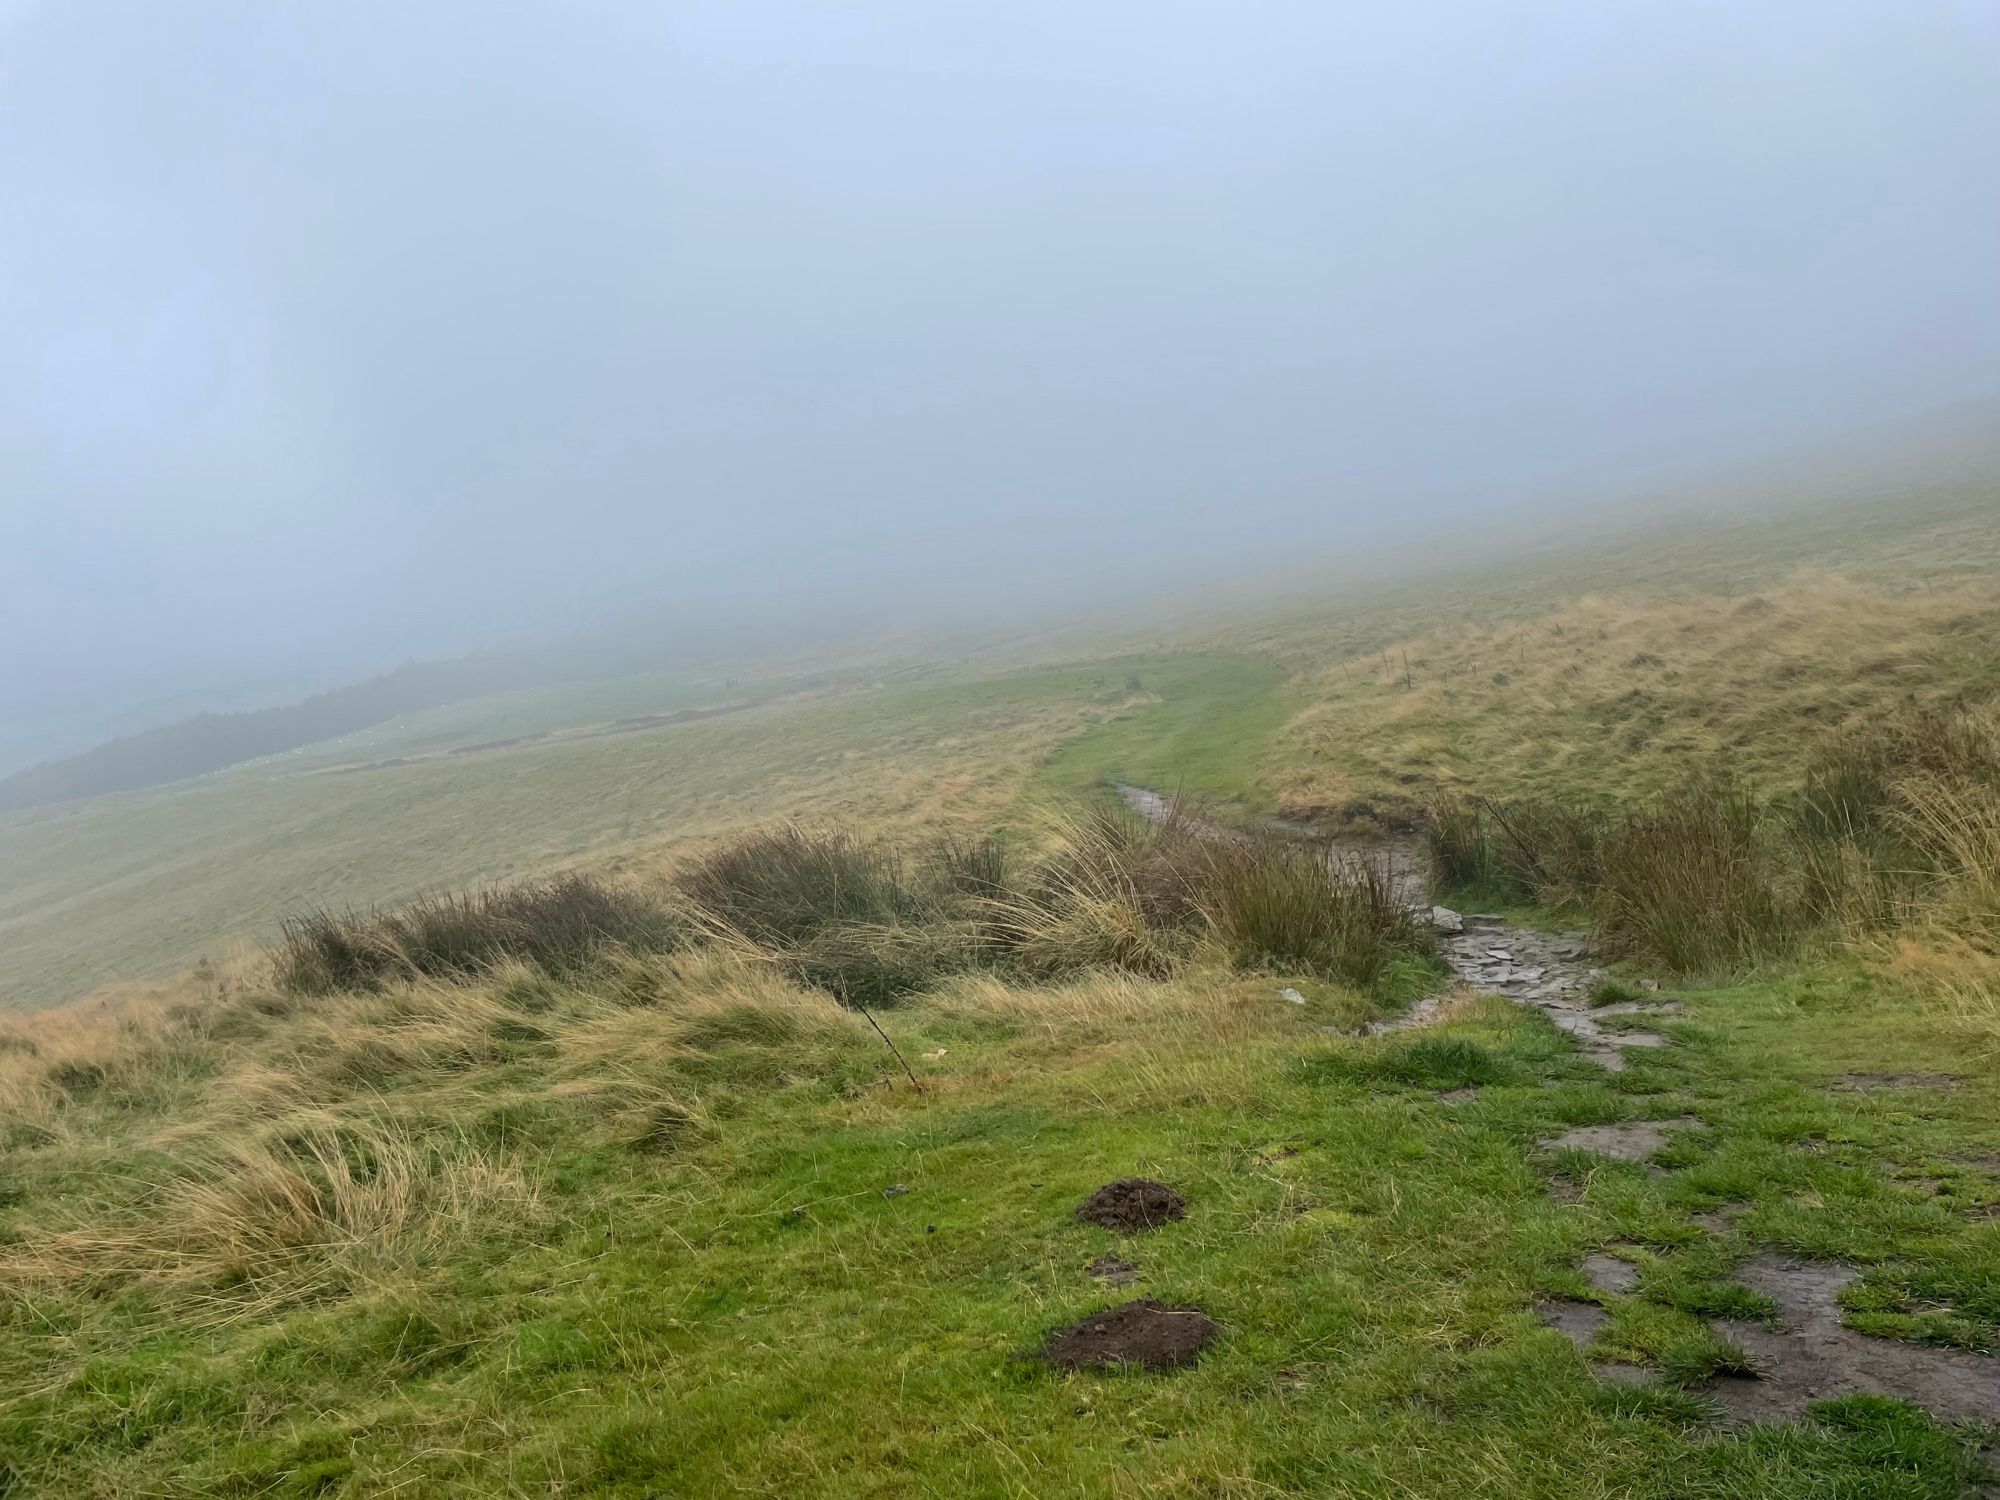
(1423, 707, 2000, 984)
(1201, 841, 1433, 993)
(275, 875, 678, 993)
(668, 801, 1440, 1002)
(1279, 576, 2000, 822)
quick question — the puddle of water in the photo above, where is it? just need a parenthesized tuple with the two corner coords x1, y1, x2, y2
(1708, 1255, 2000, 1426)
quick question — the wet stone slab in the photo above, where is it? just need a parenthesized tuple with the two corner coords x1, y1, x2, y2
(1581, 1252, 1640, 1294)
(1537, 1299, 1609, 1348)
(1708, 1255, 2000, 1426)
(1543, 1118, 1702, 1163)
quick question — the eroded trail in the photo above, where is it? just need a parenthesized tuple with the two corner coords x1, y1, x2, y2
(1117, 785, 2000, 1440)
(1114, 784, 1669, 1067)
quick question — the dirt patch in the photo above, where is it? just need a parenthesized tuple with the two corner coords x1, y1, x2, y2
(1827, 1072, 1960, 1093)
(1437, 1087, 1480, 1107)
(1075, 1179, 1187, 1232)
(1086, 1254, 1140, 1287)
(1546, 1175, 1586, 1204)
(1693, 1203, 1749, 1235)
(1544, 1117, 1700, 1164)
(1708, 1255, 2000, 1426)
(1042, 1299, 1220, 1372)
(1537, 1299, 1609, 1348)
(1581, 1252, 1639, 1294)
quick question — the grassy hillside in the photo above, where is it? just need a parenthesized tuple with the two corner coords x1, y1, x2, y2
(4, 484, 2000, 1495)
(1272, 577, 2000, 819)
(7, 489, 1999, 1014)
(3, 923, 1997, 1494)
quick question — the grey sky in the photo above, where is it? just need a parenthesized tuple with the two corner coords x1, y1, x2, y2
(5, 1, 1997, 750)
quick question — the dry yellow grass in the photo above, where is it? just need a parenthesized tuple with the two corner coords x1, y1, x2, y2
(1270, 573, 2000, 818)
(0, 671, 1131, 1013)
(0, 948, 875, 1322)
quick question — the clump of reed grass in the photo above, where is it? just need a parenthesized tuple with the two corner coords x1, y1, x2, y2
(275, 876, 677, 994)
(1591, 775, 1792, 974)
(983, 804, 1217, 979)
(1201, 840, 1433, 991)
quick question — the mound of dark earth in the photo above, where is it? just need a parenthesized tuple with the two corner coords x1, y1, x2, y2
(1076, 1179, 1186, 1232)
(1043, 1300, 1220, 1372)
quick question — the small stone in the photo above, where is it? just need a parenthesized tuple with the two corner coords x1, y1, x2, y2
(883, 1184, 911, 1198)
(1431, 906, 1465, 934)
(1278, 987, 1307, 1005)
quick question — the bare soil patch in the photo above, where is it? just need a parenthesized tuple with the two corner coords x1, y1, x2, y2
(1075, 1179, 1187, 1232)
(1543, 1117, 1700, 1164)
(1827, 1072, 1959, 1093)
(1043, 1300, 1220, 1372)
(1538, 1299, 1609, 1348)
(1085, 1254, 1140, 1287)
(1709, 1255, 2000, 1426)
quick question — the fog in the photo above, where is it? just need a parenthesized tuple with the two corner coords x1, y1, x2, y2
(6, 1, 1998, 764)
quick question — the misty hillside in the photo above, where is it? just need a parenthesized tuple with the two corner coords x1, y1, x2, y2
(0, 657, 550, 811)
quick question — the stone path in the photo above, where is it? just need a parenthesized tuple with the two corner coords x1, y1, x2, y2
(1115, 785, 1678, 1067)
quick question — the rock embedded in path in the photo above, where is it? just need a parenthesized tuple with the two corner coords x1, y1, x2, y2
(1580, 1252, 1640, 1294)
(1544, 1118, 1701, 1164)
(1430, 906, 1465, 934)
(1043, 1299, 1220, 1372)
(1537, 1299, 1609, 1348)
(1827, 1071, 1960, 1094)
(1075, 1179, 1188, 1232)
(1709, 1255, 2000, 1426)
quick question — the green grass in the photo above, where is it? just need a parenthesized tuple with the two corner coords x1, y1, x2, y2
(3, 950, 1998, 1496)
(1039, 653, 1294, 809)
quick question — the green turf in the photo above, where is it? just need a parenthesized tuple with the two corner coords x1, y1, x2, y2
(1037, 652, 1294, 809)
(4, 955, 1997, 1496)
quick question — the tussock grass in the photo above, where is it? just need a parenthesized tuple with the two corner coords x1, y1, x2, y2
(1201, 841, 1432, 991)
(0, 1117, 543, 1321)
(1593, 776, 1790, 973)
(1422, 707, 2000, 984)
(275, 875, 677, 994)
(985, 803, 1217, 979)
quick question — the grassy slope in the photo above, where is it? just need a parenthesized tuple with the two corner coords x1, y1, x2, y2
(1037, 653, 1294, 809)
(5, 489, 2000, 1495)
(2, 955, 1996, 1496)
(0, 669, 1127, 1013)
(1272, 578, 2000, 816)
(8, 487, 1996, 1013)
